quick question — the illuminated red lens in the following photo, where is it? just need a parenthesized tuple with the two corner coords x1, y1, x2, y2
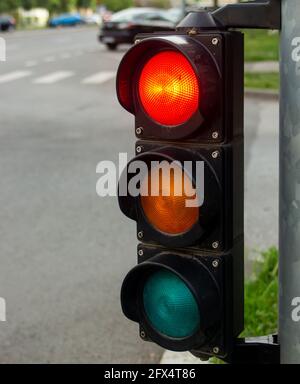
(138, 51, 200, 126)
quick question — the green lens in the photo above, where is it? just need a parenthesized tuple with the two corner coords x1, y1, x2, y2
(143, 269, 200, 339)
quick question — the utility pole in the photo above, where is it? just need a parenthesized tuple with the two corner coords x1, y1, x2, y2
(280, 0, 300, 364)
(181, 0, 187, 17)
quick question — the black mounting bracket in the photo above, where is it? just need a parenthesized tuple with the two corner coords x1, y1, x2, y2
(193, 335, 280, 364)
(226, 335, 280, 364)
(177, 0, 281, 31)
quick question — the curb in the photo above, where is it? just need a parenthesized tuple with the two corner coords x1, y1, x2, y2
(160, 351, 210, 365)
(245, 61, 279, 73)
(245, 88, 279, 101)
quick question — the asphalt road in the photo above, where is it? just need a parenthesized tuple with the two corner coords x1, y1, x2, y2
(0, 27, 279, 363)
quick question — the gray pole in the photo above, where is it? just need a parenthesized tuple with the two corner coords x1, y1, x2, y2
(280, 0, 300, 364)
(181, 0, 187, 17)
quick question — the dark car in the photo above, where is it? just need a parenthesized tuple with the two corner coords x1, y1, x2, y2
(99, 7, 181, 51)
(0, 15, 16, 32)
(49, 13, 85, 28)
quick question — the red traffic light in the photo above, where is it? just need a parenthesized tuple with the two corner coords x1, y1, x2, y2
(138, 51, 200, 126)
(116, 36, 220, 141)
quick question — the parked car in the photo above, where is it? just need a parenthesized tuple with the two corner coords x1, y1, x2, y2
(0, 15, 16, 32)
(49, 13, 85, 28)
(165, 8, 186, 24)
(99, 7, 177, 51)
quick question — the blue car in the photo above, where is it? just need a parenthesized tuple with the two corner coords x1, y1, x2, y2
(49, 13, 84, 27)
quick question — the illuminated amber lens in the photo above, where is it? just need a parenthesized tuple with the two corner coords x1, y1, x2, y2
(141, 163, 199, 235)
(139, 51, 200, 126)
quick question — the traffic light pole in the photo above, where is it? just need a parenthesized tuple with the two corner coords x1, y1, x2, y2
(279, 0, 300, 365)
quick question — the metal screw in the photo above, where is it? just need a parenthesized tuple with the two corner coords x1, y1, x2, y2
(138, 231, 144, 239)
(136, 127, 143, 136)
(212, 260, 219, 268)
(136, 146, 143, 154)
(138, 249, 144, 257)
(212, 151, 220, 159)
(212, 241, 219, 249)
(212, 132, 219, 140)
(213, 347, 220, 355)
(212, 38, 219, 46)
(140, 331, 146, 339)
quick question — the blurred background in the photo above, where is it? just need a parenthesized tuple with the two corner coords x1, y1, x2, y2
(0, 1, 241, 32)
(0, 0, 279, 364)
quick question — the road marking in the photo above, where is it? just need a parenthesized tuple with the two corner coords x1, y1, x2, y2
(0, 70, 32, 83)
(25, 60, 38, 67)
(82, 71, 115, 85)
(34, 71, 75, 84)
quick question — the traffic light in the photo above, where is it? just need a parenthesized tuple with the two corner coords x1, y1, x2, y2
(117, 30, 244, 361)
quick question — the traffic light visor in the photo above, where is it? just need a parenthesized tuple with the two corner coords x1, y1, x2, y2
(138, 51, 199, 126)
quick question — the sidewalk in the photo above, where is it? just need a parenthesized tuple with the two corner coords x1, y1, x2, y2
(160, 351, 210, 364)
(245, 61, 279, 73)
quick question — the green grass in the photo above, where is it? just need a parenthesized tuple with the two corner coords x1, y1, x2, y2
(244, 30, 279, 62)
(243, 247, 278, 337)
(245, 72, 279, 90)
(212, 248, 278, 364)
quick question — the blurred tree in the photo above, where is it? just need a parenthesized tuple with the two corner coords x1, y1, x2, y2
(135, 0, 170, 8)
(22, 0, 37, 10)
(22, 0, 79, 13)
(0, 0, 20, 13)
(76, 0, 96, 9)
(141, 0, 171, 9)
(43, 0, 77, 13)
(101, 0, 133, 12)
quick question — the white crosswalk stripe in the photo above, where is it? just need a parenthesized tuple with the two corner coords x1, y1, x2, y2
(34, 71, 75, 84)
(0, 70, 117, 85)
(81, 71, 115, 85)
(0, 71, 32, 83)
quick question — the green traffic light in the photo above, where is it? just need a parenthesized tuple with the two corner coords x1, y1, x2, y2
(143, 269, 200, 339)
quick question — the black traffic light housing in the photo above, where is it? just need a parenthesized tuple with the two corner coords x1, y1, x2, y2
(117, 31, 244, 144)
(117, 29, 244, 361)
(119, 140, 244, 252)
